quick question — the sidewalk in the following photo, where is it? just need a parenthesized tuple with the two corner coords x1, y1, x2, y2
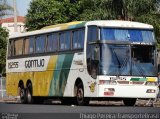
(136, 98, 160, 107)
(0, 96, 18, 103)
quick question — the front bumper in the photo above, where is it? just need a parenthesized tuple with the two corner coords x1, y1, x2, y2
(98, 85, 158, 99)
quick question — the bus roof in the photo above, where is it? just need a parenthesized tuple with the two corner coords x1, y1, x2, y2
(9, 20, 153, 39)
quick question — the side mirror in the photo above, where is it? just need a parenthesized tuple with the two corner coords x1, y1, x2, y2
(94, 46, 100, 61)
(91, 46, 100, 79)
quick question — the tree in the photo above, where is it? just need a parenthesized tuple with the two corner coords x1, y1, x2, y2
(111, 0, 160, 43)
(112, 0, 158, 20)
(0, 0, 12, 73)
(77, 0, 114, 20)
(136, 14, 160, 44)
(26, 0, 66, 31)
(26, 0, 116, 30)
(0, 0, 13, 18)
(0, 27, 8, 73)
(26, 0, 160, 44)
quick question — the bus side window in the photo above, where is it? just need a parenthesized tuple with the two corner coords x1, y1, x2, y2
(8, 40, 12, 57)
(60, 33, 65, 50)
(24, 38, 29, 54)
(73, 30, 78, 49)
(60, 31, 71, 50)
(14, 38, 23, 56)
(65, 31, 71, 50)
(72, 29, 84, 49)
(79, 29, 84, 48)
(47, 33, 58, 52)
(35, 35, 45, 53)
(25, 37, 35, 54)
(87, 26, 98, 42)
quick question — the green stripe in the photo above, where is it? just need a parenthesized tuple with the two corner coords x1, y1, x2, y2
(130, 78, 147, 81)
(49, 54, 74, 96)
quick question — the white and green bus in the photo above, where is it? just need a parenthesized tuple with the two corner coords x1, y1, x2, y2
(6, 20, 159, 106)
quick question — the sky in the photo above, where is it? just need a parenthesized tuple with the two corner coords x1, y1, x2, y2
(7, 0, 32, 17)
(16, 0, 32, 16)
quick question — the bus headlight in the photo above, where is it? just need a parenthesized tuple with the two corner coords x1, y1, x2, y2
(146, 89, 156, 93)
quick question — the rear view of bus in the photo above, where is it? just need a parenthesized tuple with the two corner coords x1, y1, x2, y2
(86, 21, 159, 106)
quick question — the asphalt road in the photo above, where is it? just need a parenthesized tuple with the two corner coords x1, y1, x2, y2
(0, 102, 160, 119)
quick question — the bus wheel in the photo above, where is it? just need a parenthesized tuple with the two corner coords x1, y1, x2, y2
(76, 83, 89, 106)
(123, 98, 137, 106)
(19, 86, 27, 104)
(26, 83, 33, 104)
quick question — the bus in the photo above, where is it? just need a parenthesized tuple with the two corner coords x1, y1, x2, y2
(6, 20, 159, 106)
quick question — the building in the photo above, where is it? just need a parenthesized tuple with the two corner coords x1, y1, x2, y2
(0, 16, 26, 35)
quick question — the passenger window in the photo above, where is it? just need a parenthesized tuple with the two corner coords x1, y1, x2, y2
(73, 29, 84, 49)
(35, 35, 45, 53)
(60, 33, 65, 50)
(47, 33, 58, 52)
(79, 30, 84, 48)
(14, 38, 23, 56)
(29, 37, 35, 54)
(25, 37, 35, 54)
(65, 31, 71, 50)
(87, 26, 98, 42)
(60, 31, 71, 50)
(8, 40, 12, 56)
(73, 31, 78, 49)
(24, 38, 29, 54)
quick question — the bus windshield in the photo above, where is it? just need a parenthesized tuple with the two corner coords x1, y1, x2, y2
(100, 28, 155, 43)
(131, 45, 156, 76)
(99, 44, 157, 77)
(99, 44, 130, 76)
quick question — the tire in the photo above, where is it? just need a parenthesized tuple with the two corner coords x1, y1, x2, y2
(26, 83, 43, 104)
(26, 83, 33, 104)
(76, 83, 89, 106)
(19, 86, 27, 104)
(123, 98, 137, 106)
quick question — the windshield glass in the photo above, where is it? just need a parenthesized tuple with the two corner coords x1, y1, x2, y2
(100, 28, 155, 43)
(131, 45, 156, 76)
(99, 44, 157, 76)
(99, 44, 130, 76)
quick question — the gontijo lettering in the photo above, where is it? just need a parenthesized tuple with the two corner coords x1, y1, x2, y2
(25, 59, 45, 68)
